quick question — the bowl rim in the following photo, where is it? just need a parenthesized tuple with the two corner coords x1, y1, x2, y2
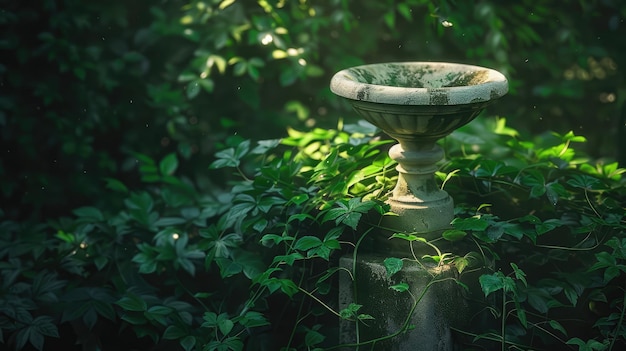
(330, 61, 508, 106)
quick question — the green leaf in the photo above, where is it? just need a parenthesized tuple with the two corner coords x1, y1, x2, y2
(339, 211, 362, 230)
(233, 61, 247, 76)
(159, 153, 178, 176)
(121, 313, 147, 325)
(14, 316, 59, 351)
(288, 213, 314, 223)
(305, 329, 325, 347)
(260, 234, 289, 246)
(272, 253, 303, 266)
(32, 316, 59, 338)
(510, 262, 527, 286)
(83, 308, 98, 330)
(250, 139, 280, 155)
(535, 219, 562, 235)
(218, 0, 236, 10)
(180, 336, 196, 351)
(178, 72, 197, 82)
(321, 198, 375, 230)
(486, 223, 505, 241)
(294, 236, 322, 251)
(210, 142, 250, 169)
(290, 193, 309, 205)
(565, 337, 586, 348)
(94, 256, 109, 271)
(216, 258, 243, 278)
(384, 10, 395, 28)
(148, 305, 173, 316)
(154, 217, 187, 227)
(383, 257, 403, 278)
(502, 223, 525, 239)
(451, 216, 490, 231)
(339, 303, 363, 319)
(209, 148, 239, 169)
(397, 3, 412, 20)
(163, 325, 187, 340)
(390, 282, 409, 292)
(479, 273, 504, 297)
(203, 312, 218, 326)
(198, 78, 214, 93)
(116, 294, 147, 312)
(566, 174, 602, 190)
(390, 233, 425, 242)
(92, 300, 116, 321)
(104, 177, 128, 193)
(186, 80, 201, 99)
(453, 257, 469, 274)
(549, 320, 567, 336)
(14, 327, 30, 350)
(515, 300, 527, 328)
(72, 206, 104, 221)
(279, 279, 299, 297)
(564, 286, 579, 306)
(566, 337, 606, 350)
(279, 66, 298, 86)
(27, 331, 42, 351)
(217, 315, 234, 336)
(526, 288, 551, 313)
(545, 181, 565, 205)
(442, 229, 467, 241)
(239, 311, 269, 328)
(247, 65, 260, 81)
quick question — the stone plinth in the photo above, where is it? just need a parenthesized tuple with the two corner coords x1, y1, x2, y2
(338, 255, 468, 351)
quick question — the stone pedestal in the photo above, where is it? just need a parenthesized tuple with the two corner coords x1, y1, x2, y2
(338, 254, 468, 351)
(330, 62, 508, 351)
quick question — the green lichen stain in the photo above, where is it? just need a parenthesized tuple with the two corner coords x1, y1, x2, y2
(349, 68, 378, 84)
(346, 64, 490, 90)
(442, 70, 490, 87)
(348, 64, 436, 88)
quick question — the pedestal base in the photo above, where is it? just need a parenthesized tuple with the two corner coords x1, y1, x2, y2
(338, 254, 468, 351)
(385, 194, 454, 233)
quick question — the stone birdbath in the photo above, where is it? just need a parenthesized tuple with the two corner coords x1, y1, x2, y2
(331, 62, 508, 248)
(330, 62, 508, 351)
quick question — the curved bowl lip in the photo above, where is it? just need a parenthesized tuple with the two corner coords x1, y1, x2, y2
(330, 61, 509, 106)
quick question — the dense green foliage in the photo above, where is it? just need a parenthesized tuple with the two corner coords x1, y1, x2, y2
(1, 1, 626, 350)
(1, 118, 625, 350)
(2, 0, 625, 220)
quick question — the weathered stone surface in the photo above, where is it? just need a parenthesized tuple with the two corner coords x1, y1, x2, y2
(330, 62, 508, 106)
(339, 255, 468, 351)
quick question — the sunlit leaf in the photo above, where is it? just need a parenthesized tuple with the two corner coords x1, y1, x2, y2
(218, 0, 236, 10)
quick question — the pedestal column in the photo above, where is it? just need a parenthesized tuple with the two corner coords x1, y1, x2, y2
(330, 61, 508, 351)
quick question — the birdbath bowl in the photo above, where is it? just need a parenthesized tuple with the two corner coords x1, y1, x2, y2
(331, 62, 508, 245)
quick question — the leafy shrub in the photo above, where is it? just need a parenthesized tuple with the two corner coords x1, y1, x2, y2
(442, 118, 626, 350)
(1, 116, 625, 350)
